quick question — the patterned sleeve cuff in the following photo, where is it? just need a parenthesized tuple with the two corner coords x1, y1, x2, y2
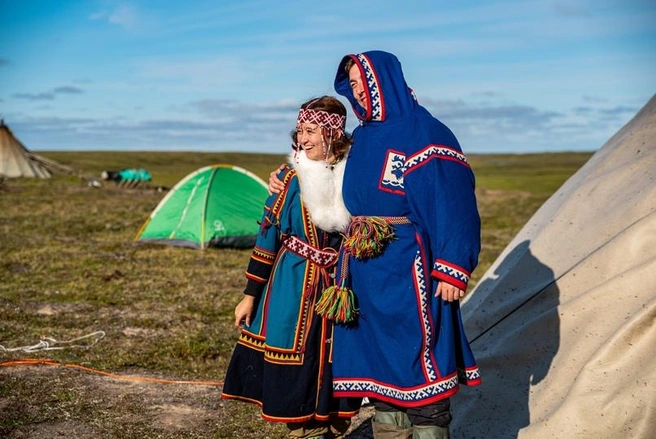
(431, 259, 470, 291)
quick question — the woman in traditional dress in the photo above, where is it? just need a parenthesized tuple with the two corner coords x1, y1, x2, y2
(221, 96, 361, 439)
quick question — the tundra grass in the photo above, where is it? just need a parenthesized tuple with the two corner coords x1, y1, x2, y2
(0, 151, 592, 438)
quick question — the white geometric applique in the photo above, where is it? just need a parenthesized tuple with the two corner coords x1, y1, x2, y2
(357, 54, 382, 121)
(379, 150, 405, 194)
(413, 250, 437, 381)
(405, 145, 469, 175)
(433, 260, 470, 285)
(459, 367, 481, 382)
(334, 375, 459, 402)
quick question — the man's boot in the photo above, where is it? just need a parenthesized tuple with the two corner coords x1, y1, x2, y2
(412, 425, 450, 439)
(371, 410, 413, 439)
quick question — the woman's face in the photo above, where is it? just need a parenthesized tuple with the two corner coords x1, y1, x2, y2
(297, 122, 325, 161)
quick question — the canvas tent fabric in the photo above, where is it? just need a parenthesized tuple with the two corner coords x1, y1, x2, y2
(135, 164, 268, 249)
(0, 121, 52, 178)
(452, 94, 656, 438)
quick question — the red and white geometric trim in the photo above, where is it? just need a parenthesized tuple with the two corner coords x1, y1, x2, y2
(297, 108, 346, 131)
(333, 374, 459, 403)
(357, 53, 383, 121)
(282, 235, 338, 267)
(412, 249, 438, 381)
(405, 144, 469, 175)
(431, 259, 470, 290)
(458, 366, 482, 384)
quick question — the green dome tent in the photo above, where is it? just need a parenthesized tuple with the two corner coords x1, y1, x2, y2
(135, 164, 268, 249)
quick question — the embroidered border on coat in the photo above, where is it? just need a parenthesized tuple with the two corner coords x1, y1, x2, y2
(264, 349, 302, 364)
(413, 249, 437, 381)
(458, 367, 481, 384)
(379, 149, 406, 194)
(405, 145, 470, 175)
(432, 259, 470, 288)
(250, 246, 276, 264)
(290, 203, 319, 357)
(237, 331, 265, 352)
(333, 374, 459, 403)
(357, 53, 383, 121)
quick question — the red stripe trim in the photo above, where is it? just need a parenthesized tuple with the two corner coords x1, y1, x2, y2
(244, 272, 267, 283)
(361, 52, 385, 121)
(431, 270, 467, 291)
(333, 387, 459, 408)
(404, 144, 470, 177)
(434, 259, 470, 275)
(336, 372, 458, 391)
(416, 234, 440, 377)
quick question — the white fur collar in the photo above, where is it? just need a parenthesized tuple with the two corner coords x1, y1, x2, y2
(288, 150, 351, 233)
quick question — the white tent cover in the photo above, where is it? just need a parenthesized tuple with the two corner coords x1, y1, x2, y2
(454, 95, 656, 438)
(0, 122, 51, 178)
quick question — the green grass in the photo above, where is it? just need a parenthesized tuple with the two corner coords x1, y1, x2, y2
(40, 151, 288, 188)
(0, 151, 592, 438)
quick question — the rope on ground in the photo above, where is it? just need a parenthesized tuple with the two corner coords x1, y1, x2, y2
(0, 330, 224, 386)
(0, 330, 106, 353)
(0, 358, 224, 387)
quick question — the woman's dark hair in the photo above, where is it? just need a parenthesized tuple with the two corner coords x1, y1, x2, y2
(293, 95, 351, 162)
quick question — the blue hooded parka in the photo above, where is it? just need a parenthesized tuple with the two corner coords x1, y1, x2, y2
(331, 51, 482, 406)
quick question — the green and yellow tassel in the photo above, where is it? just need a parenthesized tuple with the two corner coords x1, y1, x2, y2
(315, 283, 358, 324)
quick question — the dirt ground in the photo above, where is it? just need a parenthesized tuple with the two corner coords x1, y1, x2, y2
(0, 365, 374, 439)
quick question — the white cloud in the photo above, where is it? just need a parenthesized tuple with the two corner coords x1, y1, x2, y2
(89, 3, 139, 30)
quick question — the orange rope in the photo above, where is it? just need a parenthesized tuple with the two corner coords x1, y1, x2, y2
(0, 358, 224, 386)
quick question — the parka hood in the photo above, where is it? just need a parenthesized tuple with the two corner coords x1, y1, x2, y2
(334, 50, 418, 124)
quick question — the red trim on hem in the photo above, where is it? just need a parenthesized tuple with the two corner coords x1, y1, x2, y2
(462, 377, 482, 386)
(221, 393, 262, 407)
(221, 393, 360, 423)
(333, 387, 459, 408)
(335, 372, 458, 391)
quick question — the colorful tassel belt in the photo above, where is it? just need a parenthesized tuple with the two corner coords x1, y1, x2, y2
(343, 215, 411, 259)
(282, 235, 339, 267)
(315, 215, 410, 324)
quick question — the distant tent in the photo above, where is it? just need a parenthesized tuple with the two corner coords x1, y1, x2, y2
(0, 120, 73, 179)
(135, 164, 268, 249)
(452, 94, 656, 438)
(0, 120, 51, 178)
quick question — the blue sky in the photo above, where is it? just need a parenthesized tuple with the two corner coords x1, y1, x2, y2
(1, 0, 655, 154)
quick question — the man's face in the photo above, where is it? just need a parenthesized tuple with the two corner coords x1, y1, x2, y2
(348, 63, 368, 111)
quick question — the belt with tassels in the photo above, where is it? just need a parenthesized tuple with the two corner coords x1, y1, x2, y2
(315, 215, 411, 324)
(283, 235, 339, 303)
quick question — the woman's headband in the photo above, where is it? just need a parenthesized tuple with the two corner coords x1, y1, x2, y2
(297, 108, 346, 131)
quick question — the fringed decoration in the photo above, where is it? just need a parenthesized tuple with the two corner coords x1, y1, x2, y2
(343, 216, 397, 259)
(315, 280, 358, 323)
(316, 216, 409, 324)
(315, 250, 358, 323)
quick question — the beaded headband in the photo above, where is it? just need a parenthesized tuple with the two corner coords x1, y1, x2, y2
(297, 108, 346, 131)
